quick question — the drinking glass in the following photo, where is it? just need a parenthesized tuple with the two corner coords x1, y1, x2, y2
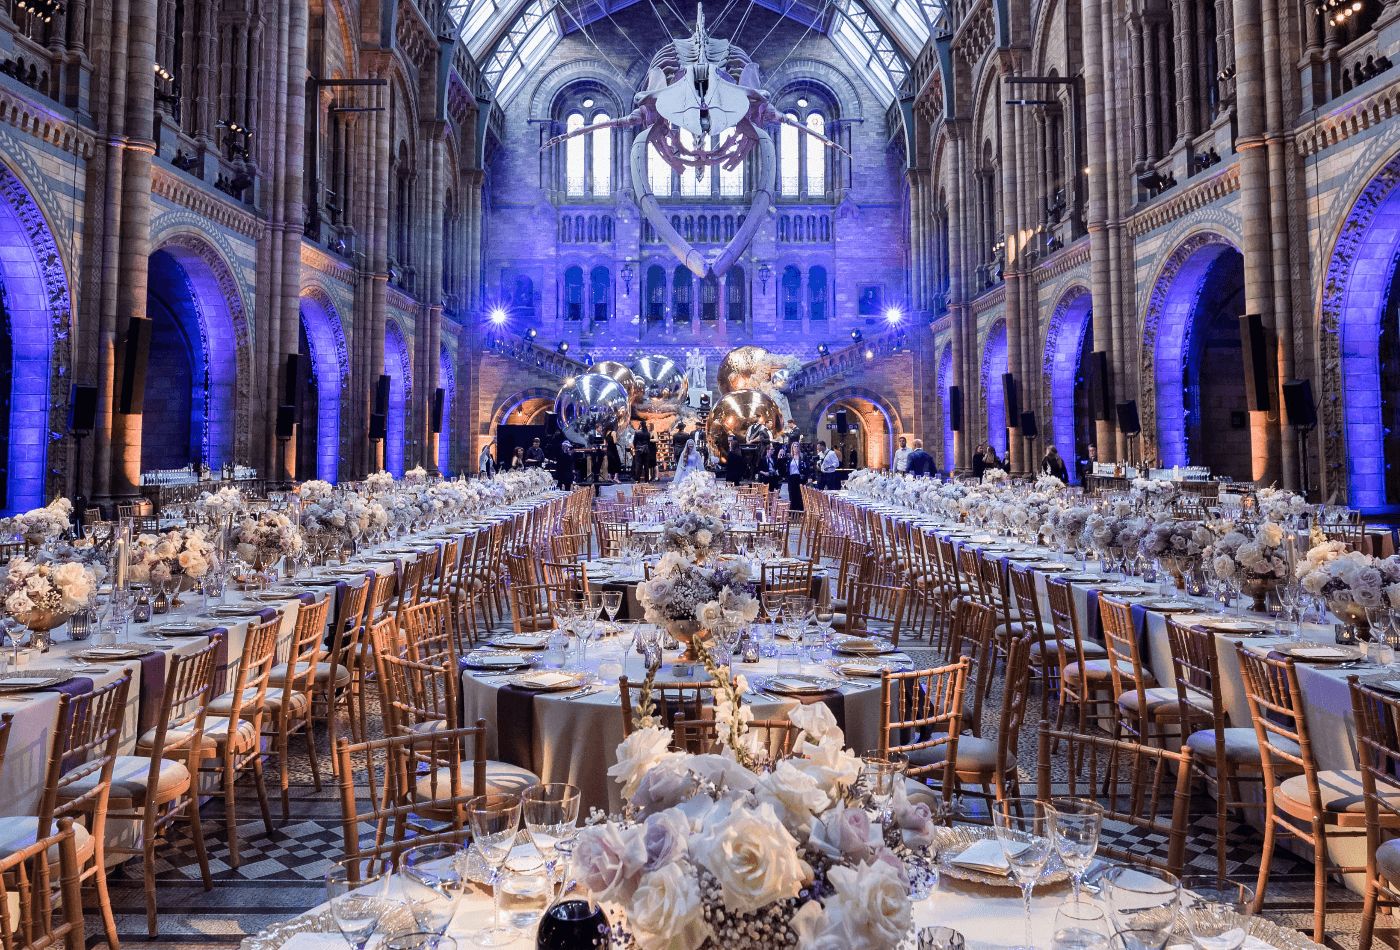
(522, 783, 581, 890)
(815, 603, 836, 636)
(992, 798, 1054, 950)
(1103, 866, 1180, 950)
(600, 591, 622, 632)
(497, 854, 550, 931)
(761, 591, 785, 626)
(1047, 798, 1104, 901)
(467, 794, 523, 947)
(1051, 898, 1112, 950)
(399, 843, 467, 941)
(325, 858, 392, 950)
(859, 750, 905, 822)
(1179, 878, 1253, 950)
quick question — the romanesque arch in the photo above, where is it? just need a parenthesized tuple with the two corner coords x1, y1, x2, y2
(384, 319, 412, 476)
(298, 287, 349, 482)
(1042, 286, 1093, 482)
(981, 318, 1009, 456)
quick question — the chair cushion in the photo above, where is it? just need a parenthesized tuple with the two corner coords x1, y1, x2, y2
(1064, 658, 1136, 683)
(414, 760, 541, 801)
(0, 816, 92, 865)
(1117, 687, 1208, 718)
(210, 687, 310, 719)
(1277, 769, 1400, 814)
(58, 755, 191, 805)
(1185, 727, 1283, 766)
(908, 736, 1015, 775)
(1378, 838, 1400, 886)
(270, 661, 351, 690)
(136, 716, 259, 756)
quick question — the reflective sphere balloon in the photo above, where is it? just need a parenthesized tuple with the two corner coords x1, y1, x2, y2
(631, 354, 689, 418)
(715, 345, 773, 395)
(589, 360, 642, 403)
(705, 390, 781, 461)
(554, 373, 630, 445)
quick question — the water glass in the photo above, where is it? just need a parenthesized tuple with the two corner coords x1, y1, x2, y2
(601, 590, 622, 630)
(467, 794, 523, 947)
(1179, 878, 1253, 950)
(859, 750, 905, 821)
(398, 842, 467, 939)
(1047, 798, 1104, 900)
(1051, 898, 1111, 950)
(497, 854, 550, 931)
(1103, 866, 1180, 950)
(522, 783, 581, 886)
(993, 799, 1054, 950)
(325, 858, 392, 950)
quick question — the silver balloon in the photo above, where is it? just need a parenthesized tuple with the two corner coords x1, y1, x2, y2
(631, 354, 689, 419)
(590, 360, 643, 403)
(554, 373, 630, 445)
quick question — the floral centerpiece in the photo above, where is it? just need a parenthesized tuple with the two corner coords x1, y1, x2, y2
(2, 499, 73, 547)
(298, 480, 335, 504)
(1206, 521, 1291, 609)
(636, 553, 758, 657)
(1140, 519, 1215, 587)
(1295, 543, 1400, 635)
(1256, 487, 1309, 523)
(194, 486, 245, 522)
(2, 556, 96, 642)
(1130, 477, 1177, 507)
(300, 491, 378, 557)
(578, 687, 936, 949)
(661, 512, 727, 561)
(231, 512, 304, 570)
(1048, 505, 1093, 553)
(981, 467, 1010, 485)
(128, 528, 220, 602)
(1035, 474, 1066, 492)
(1082, 513, 1148, 562)
(670, 472, 729, 520)
(405, 465, 428, 483)
(364, 471, 395, 494)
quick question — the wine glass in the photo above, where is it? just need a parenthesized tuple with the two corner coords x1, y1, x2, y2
(467, 794, 523, 947)
(1051, 898, 1112, 950)
(1103, 866, 1180, 950)
(398, 842, 467, 941)
(815, 603, 836, 638)
(325, 858, 392, 950)
(859, 750, 907, 823)
(1179, 878, 1253, 950)
(522, 783, 581, 893)
(761, 591, 785, 626)
(600, 591, 622, 633)
(1046, 798, 1103, 902)
(992, 798, 1054, 950)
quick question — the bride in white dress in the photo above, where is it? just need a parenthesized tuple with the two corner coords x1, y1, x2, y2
(672, 436, 707, 482)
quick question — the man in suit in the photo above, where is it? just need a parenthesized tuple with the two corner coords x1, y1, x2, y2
(631, 421, 652, 482)
(557, 441, 575, 490)
(906, 439, 937, 477)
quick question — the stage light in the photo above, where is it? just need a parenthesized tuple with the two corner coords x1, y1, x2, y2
(557, 341, 570, 354)
(884, 306, 904, 324)
(488, 307, 509, 326)
(864, 348, 875, 361)
(817, 344, 829, 357)
(850, 329, 863, 343)
(525, 328, 537, 340)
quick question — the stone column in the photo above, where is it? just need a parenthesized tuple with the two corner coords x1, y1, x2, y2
(1082, 0, 1118, 459)
(998, 51, 1025, 473)
(277, 0, 307, 484)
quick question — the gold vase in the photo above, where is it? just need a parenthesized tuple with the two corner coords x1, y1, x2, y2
(666, 620, 707, 661)
(1241, 576, 1279, 613)
(1329, 598, 1371, 640)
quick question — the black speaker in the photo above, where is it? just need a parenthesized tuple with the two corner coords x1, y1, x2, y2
(1002, 373, 1020, 428)
(1091, 351, 1112, 422)
(275, 404, 297, 440)
(1020, 411, 1038, 439)
(1239, 313, 1274, 412)
(1282, 379, 1317, 428)
(369, 413, 387, 441)
(948, 386, 964, 432)
(835, 410, 849, 435)
(282, 351, 308, 405)
(543, 411, 560, 437)
(431, 388, 445, 433)
(69, 385, 98, 432)
(116, 316, 152, 415)
(1116, 400, 1141, 436)
(374, 374, 391, 416)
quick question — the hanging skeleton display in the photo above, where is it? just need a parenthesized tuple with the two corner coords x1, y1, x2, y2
(541, 5, 848, 279)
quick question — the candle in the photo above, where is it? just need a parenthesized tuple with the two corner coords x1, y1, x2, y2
(113, 538, 127, 590)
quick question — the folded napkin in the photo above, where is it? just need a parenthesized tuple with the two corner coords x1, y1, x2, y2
(516, 671, 578, 689)
(0, 677, 55, 687)
(1168, 938, 1272, 950)
(1146, 600, 1198, 611)
(1205, 619, 1267, 632)
(1290, 646, 1352, 660)
(949, 839, 1023, 875)
(836, 637, 881, 652)
(494, 635, 548, 649)
(837, 661, 884, 677)
(277, 935, 348, 950)
(768, 676, 824, 693)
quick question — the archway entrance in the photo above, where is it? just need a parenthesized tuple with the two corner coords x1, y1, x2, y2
(438, 347, 456, 474)
(296, 293, 347, 482)
(981, 320, 1008, 457)
(142, 244, 239, 473)
(1044, 290, 1096, 482)
(383, 322, 411, 476)
(1148, 239, 1247, 479)
(937, 343, 954, 472)
(811, 390, 898, 470)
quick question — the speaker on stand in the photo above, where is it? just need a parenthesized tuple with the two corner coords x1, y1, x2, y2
(1020, 411, 1038, 469)
(370, 375, 390, 472)
(1282, 379, 1317, 499)
(1116, 401, 1141, 470)
(68, 384, 98, 523)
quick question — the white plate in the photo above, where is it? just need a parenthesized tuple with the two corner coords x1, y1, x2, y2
(509, 671, 585, 691)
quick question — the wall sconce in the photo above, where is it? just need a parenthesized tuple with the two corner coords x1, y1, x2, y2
(758, 262, 772, 294)
(620, 262, 635, 297)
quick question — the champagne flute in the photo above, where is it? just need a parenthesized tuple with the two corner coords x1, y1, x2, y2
(521, 783, 581, 893)
(1104, 866, 1180, 950)
(468, 794, 523, 947)
(325, 858, 392, 950)
(992, 798, 1054, 950)
(1046, 798, 1104, 902)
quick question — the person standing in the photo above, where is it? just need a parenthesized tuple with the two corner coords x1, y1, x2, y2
(557, 441, 576, 489)
(508, 446, 526, 470)
(780, 437, 807, 512)
(757, 443, 781, 491)
(631, 422, 651, 482)
(725, 435, 745, 485)
(1040, 444, 1069, 481)
(525, 438, 546, 468)
(478, 439, 497, 476)
(906, 439, 936, 477)
(604, 429, 621, 483)
(818, 440, 841, 490)
(893, 436, 911, 474)
(971, 442, 988, 479)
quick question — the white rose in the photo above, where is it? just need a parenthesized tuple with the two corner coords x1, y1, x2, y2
(694, 529, 712, 547)
(696, 600, 724, 629)
(809, 801, 882, 864)
(787, 702, 842, 744)
(692, 802, 809, 915)
(753, 760, 828, 837)
(1258, 522, 1284, 547)
(627, 862, 710, 950)
(607, 726, 680, 798)
(1212, 555, 1236, 578)
(821, 858, 912, 947)
(792, 902, 848, 950)
(571, 822, 647, 903)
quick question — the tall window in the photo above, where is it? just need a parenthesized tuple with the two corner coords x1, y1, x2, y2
(780, 116, 800, 196)
(556, 92, 613, 199)
(648, 143, 673, 197)
(781, 266, 802, 321)
(805, 114, 826, 195)
(777, 92, 837, 199)
(563, 267, 584, 320)
(565, 113, 586, 196)
(590, 115, 611, 196)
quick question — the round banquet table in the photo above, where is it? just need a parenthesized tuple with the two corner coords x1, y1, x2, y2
(461, 626, 890, 813)
(582, 555, 828, 621)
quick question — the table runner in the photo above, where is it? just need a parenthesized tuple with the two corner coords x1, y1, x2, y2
(135, 650, 167, 734)
(495, 685, 540, 774)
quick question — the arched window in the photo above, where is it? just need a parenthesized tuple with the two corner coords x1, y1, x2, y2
(701, 274, 719, 321)
(776, 89, 839, 200)
(809, 266, 828, 321)
(645, 264, 666, 323)
(565, 113, 586, 196)
(648, 143, 673, 197)
(563, 266, 584, 320)
(727, 266, 747, 323)
(805, 113, 826, 196)
(781, 265, 802, 321)
(590, 114, 611, 196)
(672, 267, 693, 322)
(780, 115, 800, 196)
(590, 266, 610, 321)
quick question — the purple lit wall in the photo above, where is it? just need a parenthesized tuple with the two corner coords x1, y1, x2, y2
(981, 320, 1008, 456)
(1148, 238, 1238, 468)
(937, 343, 954, 470)
(384, 321, 411, 477)
(1044, 290, 1092, 483)
(438, 347, 455, 475)
(299, 293, 348, 482)
(0, 174, 54, 513)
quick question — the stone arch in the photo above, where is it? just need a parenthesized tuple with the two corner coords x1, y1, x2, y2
(490, 387, 556, 432)
(809, 386, 902, 470)
(144, 233, 249, 473)
(438, 345, 457, 474)
(1139, 231, 1242, 468)
(765, 59, 867, 118)
(383, 319, 412, 476)
(1042, 285, 1093, 482)
(1317, 145, 1400, 507)
(937, 341, 955, 471)
(298, 287, 349, 482)
(981, 318, 1009, 455)
(527, 60, 636, 122)
(0, 159, 70, 512)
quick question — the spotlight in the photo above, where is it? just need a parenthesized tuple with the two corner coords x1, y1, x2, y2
(884, 306, 904, 324)
(864, 349, 874, 361)
(557, 341, 570, 354)
(817, 344, 829, 357)
(850, 329, 863, 343)
(525, 328, 538, 341)
(488, 307, 509, 326)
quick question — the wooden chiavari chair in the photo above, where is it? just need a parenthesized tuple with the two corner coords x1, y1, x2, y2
(320, 578, 370, 752)
(843, 579, 911, 647)
(752, 520, 789, 556)
(508, 581, 555, 633)
(541, 560, 590, 610)
(595, 519, 632, 559)
(618, 677, 716, 736)
(1348, 678, 1400, 950)
(673, 718, 799, 761)
(879, 657, 968, 801)
(1045, 576, 1115, 736)
(1320, 519, 1367, 551)
(1036, 722, 1194, 876)
(395, 558, 424, 625)
(939, 634, 1032, 819)
(102, 642, 218, 935)
(550, 530, 591, 563)
(403, 598, 458, 667)
(1099, 595, 1207, 746)
(0, 818, 86, 950)
(761, 560, 814, 598)
(252, 593, 331, 816)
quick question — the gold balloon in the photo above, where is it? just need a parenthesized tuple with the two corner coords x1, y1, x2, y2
(590, 360, 642, 403)
(705, 390, 781, 462)
(554, 373, 630, 445)
(716, 345, 772, 395)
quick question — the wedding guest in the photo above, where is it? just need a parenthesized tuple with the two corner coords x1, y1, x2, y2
(907, 439, 936, 477)
(757, 443, 782, 491)
(631, 421, 652, 482)
(524, 438, 546, 468)
(893, 436, 911, 474)
(478, 439, 497, 476)
(1040, 444, 1069, 482)
(972, 442, 989, 479)
(509, 446, 526, 470)
(557, 441, 576, 489)
(780, 436, 808, 511)
(605, 429, 621, 483)
(725, 435, 745, 485)
(818, 440, 841, 490)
